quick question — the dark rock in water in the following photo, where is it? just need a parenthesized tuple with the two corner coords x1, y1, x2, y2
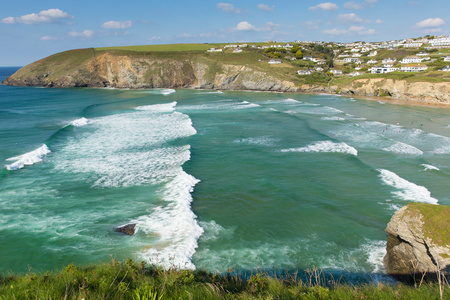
(115, 223, 136, 236)
(384, 203, 450, 283)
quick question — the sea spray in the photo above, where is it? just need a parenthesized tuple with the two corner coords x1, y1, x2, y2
(6, 144, 51, 170)
(377, 169, 438, 204)
(281, 140, 358, 156)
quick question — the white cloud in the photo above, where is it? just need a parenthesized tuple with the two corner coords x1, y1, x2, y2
(234, 21, 256, 31)
(364, 0, 377, 6)
(349, 25, 376, 35)
(68, 30, 94, 38)
(322, 28, 347, 36)
(100, 20, 132, 29)
(257, 4, 274, 11)
(1, 8, 73, 25)
(336, 13, 363, 23)
(301, 20, 322, 30)
(309, 2, 339, 11)
(260, 21, 281, 31)
(40, 35, 58, 41)
(375, 19, 384, 24)
(344, 1, 364, 10)
(415, 18, 445, 28)
(217, 3, 242, 13)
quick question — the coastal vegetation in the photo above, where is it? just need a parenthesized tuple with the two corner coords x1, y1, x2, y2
(1, 258, 449, 299)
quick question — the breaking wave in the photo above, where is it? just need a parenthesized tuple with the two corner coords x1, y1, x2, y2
(281, 141, 358, 156)
(6, 144, 51, 170)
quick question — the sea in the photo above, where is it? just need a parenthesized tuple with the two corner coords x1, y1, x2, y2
(1, 67, 449, 282)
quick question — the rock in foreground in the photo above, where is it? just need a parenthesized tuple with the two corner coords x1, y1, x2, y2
(115, 223, 136, 236)
(384, 203, 450, 282)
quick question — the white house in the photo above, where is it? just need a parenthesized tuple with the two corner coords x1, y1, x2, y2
(348, 72, 361, 77)
(417, 52, 430, 56)
(442, 65, 450, 72)
(207, 48, 223, 52)
(382, 58, 397, 64)
(352, 53, 362, 58)
(370, 66, 399, 74)
(330, 69, 343, 75)
(233, 48, 243, 53)
(355, 66, 362, 70)
(297, 70, 312, 75)
(367, 59, 378, 64)
(344, 57, 360, 63)
(403, 42, 423, 48)
(444, 56, 450, 62)
(400, 56, 423, 64)
(351, 48, 361, 52)
(368, 51, 377, 57)
(400, 64, 428, 72)
(269, 59, 282, 64)
(315, 66, 324, 71)
(430, 37, 450, 47)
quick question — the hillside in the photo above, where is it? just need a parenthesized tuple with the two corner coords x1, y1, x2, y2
(3, 43, 450, 105)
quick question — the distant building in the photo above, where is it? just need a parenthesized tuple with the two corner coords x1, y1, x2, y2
(367, 59, 378, 64)
(233, 48, 243, 53)
(344, 57, 360, 63)
(400, 56, 423, 64)
(370, 66, 399, 74)
(207, 48, 223, 52)
(442, 65, 450, 71)
(400, 64, 428, 72)
(330, 69, 343, 75)
(348, 72, 361, 77)
(382, 58, 397, 64)
(368, 51, 378, 57)
(402, 42, 423, 48)
(444, 56, 450, 62)
(269, 59, 282, 64)
(297, 70, 312, 75)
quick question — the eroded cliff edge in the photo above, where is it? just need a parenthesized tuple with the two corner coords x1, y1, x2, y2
(384, 203, 450, 282)
(3, 48, 450, 105)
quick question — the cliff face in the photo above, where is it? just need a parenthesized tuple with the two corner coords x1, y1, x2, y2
(3, 50, 450, 105)
(2, 52, 298, 92)
(336, 78, 450, 104)
(384, 203, 450, 282)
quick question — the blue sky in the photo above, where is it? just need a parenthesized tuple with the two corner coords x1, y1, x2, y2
(1, 0, 448, 66)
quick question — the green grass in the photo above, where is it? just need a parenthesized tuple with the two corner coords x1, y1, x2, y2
(406, 203, 450, 248)
(96, 44, 222, 52)
(0, 259, 448, 299)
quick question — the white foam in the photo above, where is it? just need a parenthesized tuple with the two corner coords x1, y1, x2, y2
(281, 141, 358, 156)
(72, 117, 90, 127)
(421, 164, 440, 171)
(136, 171, 202, 270)
(321, 116, 345, 121)
(135, 101, 177, 112)
(377, 169, 438, 204)
(383, 142, 423, 156)
(6, 144, 51, 170)
(233, 136, 279, 146)
(362, 240, 387, 274)
(284, 98, 301, 103)
(161, 89, 176, 95)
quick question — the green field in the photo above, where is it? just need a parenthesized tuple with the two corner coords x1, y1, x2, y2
(96, 44, 224, 52)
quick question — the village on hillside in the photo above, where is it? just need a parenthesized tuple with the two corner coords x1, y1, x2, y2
(206, 35, 450, 81)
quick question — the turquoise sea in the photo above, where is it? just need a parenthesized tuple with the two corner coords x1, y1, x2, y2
(1, 67, 449, 282)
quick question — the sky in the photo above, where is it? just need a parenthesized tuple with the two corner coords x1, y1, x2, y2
(0, 0, 449, 66)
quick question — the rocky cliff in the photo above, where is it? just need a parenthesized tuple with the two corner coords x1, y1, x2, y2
(3, 48, 450, 105)
(335, 78, 450, 105)
(384, 203, 450, 282)
(2, 50, 298, 92)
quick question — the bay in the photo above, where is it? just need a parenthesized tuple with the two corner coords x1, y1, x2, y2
(1, 67, 449, 282)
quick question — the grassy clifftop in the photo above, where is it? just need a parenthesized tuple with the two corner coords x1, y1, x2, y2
(1, 258, 448, 299)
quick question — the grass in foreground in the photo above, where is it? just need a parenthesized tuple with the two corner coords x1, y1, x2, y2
(1, 258, 449, 299)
